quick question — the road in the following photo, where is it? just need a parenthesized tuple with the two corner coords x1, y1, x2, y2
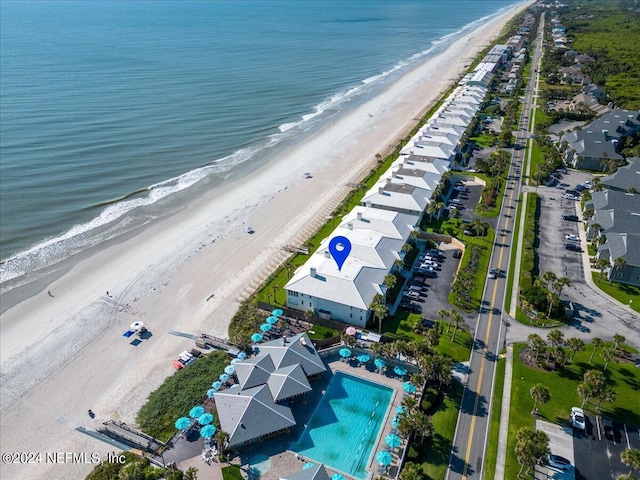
(446, 13, 546, 480)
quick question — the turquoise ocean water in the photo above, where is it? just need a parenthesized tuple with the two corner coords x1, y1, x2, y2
(0, 0, 519, 285)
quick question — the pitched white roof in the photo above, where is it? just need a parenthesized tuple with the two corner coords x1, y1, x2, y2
(361, 181, 431, 213)
(382, 165, 440, 192)
(214, 384, 295, 447)
(285, 211, 417, 310)
(393, 155, 450, 175)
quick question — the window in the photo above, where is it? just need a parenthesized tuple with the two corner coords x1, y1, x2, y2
(288, 291, 299, 297)
(301, 301, 304, 306)
(350, 314, 353, 318)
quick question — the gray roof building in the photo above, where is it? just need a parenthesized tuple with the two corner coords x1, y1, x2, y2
(235, 354, 275, 390)
(256, 333, 327, 377)
(267, 364, 312, 402)
(602, 157, 640, 192)
(214, 384, 295, 447)
(562, 109, 640, 171)
(280, 464, 331, 480)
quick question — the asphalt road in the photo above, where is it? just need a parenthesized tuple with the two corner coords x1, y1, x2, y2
(446, 15, 546, 480)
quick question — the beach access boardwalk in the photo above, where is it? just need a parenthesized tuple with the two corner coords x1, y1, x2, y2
(98, 421, 164, 453)
(446, 15, 545, 480)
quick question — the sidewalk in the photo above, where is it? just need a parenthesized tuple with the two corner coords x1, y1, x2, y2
(494, 345, 513, 480)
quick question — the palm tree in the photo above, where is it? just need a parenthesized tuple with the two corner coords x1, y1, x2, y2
(370, 293, 388, 334)
(413, 410, 434, 443)
(530, 383, 550, 414)
(214, 430, 230, 456)
(547, 329, 565, 365)
(595, 258, 610, 280)
(449, 309, 463, 342)
(384, 274, 397, 300)
(437, 309, 451, 332)
(542, 271, 557, 289)
(528, 334, 546, 363)
(596, 387, 616, 410)
(565, 337, 585, 365)
(590, 337, 604, 363)
(409, 373, 424, 390)
(613, 334, 626, 352)
(553, 277, 571, 297)
(601, 348, 615, 371)
(621, 449, 640, 479)
(612, 257, 627, 278)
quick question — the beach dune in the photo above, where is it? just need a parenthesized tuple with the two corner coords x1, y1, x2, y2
(0, 5, 529, 479)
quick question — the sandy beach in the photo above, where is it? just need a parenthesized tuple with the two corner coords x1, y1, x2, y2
(0, 4, 529, 479)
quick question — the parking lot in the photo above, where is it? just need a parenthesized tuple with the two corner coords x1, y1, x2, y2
(396, 243, 463, 322)
(573, 412, 640, 480)
(535, 414, 640, 480)
(447, 178, 484, 223)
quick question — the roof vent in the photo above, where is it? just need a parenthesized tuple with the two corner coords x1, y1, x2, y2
(347, 222, 353, 230)
(357, 211, 363, 221)
(324, 250, 330, 258)
(310, 267, 317, 278)
(378, 187, 385, 194)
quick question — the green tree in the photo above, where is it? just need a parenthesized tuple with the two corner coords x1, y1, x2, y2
(621, 449, 640, 478)
(530, 383, 551, 414)
(370, 294, 388, 334)
(399, 462, 424, 480)
(613, 334, 626, 352)
(437, 308, 451, 332)
(413, 410, 434, 443)
(578, 369, 607, 408)
(547, 329, 565, 365)
(449, 309, 463, 342)
(542, 271, 557, 289)
(528, 333, 546, 363)
(515, 427, 550, 477)
(565, 337, 585, 365)
(596, 387, 616, 411)
(601, 348, 615, 371)
(590, 337, 604, 363)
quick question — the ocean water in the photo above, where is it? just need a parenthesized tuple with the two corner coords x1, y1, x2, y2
(0, 0, 519, 286)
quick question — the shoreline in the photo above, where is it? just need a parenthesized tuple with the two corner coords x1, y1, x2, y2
(0, 4, 530, 479)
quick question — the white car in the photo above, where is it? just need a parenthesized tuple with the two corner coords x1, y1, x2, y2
(564, 193, 579, 200)
(565, 234, 580, 241)
(570, 407, 586, 431)
(488, 268, 498, 279)
(581, 180, 593, 188)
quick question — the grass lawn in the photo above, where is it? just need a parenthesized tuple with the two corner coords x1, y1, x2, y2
(382, 311, 472, 363)
(504, 342, 640, 479)
(307, 324, 340, 341)
(527, 137, 544, 186)
(591, 272, 640, 313)
(469, 132, 498, 148)
(222, 465, 244, 480)
(504, 193, 524, 314)
(444, 225, 496, 312)
(422, 380, 464, 480)
(483, 353, 506, 480)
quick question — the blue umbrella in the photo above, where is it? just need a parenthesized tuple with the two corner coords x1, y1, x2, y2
(391, 416, 400, 428)
(376, 450, 392, 466)
(237, 352, 247, 360)
(331, 475, 345, 480)
(396, 405, 408, 415)
(339, 347, 352, 358)
(224, 365, 235, 375)
(189, 406, 205, 418)
(394, 366, 408, 376)
(403, 382, 417, 394)
(207, 388, 217, 399)
(266, 316, 278, 325)
(303, 463, 315, 470)
(386, 433, 401, 449)
(251, 333, 263, 342)
(357, 353, 370, 363)
(219, 373, 230, 382)
(175, 417, 191, 430)
(231, 358, 242, 365)
(200, 424, 216, 438)
(212, 381, 222, 390)
(272, 309, 284, 317)
(198, 413, 214, 425)
(374, 358, 386, 370)
(260, 323, 272, 332)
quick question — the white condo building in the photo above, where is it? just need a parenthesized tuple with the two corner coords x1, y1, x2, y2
(285, 207, 419, 327)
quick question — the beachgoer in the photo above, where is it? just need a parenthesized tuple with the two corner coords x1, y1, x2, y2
(48, 290, 54, 297)
(106, 291, 110, 297)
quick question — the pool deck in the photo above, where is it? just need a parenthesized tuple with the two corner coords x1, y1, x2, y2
(171, 353, 412, 480)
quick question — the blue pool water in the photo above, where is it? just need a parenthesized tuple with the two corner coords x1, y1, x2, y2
(291, 372, 393, 479)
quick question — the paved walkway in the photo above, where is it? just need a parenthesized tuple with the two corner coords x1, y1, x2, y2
(494, 345, 513, 480)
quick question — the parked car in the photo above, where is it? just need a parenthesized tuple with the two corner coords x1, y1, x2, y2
(570, 407, 586, 431)
(564, 193, 579, 200)
(575, 184, 587, 192)
(427, 249, 445, 258)
(562, 214, 579, 221)
(565, 189, 579, 196)
(565, 234, 580, 241)
(565, 243, 581, 252)
(547, 454, 572, 472)
(601, 415, 614, 438)
(452, 249, 462, 259)
(581, 180, 593, 188)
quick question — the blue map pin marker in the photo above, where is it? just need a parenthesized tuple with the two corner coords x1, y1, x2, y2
(328, 236, 352, 271)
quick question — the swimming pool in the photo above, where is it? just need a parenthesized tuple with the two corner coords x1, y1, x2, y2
(291, 371, 393, 479)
